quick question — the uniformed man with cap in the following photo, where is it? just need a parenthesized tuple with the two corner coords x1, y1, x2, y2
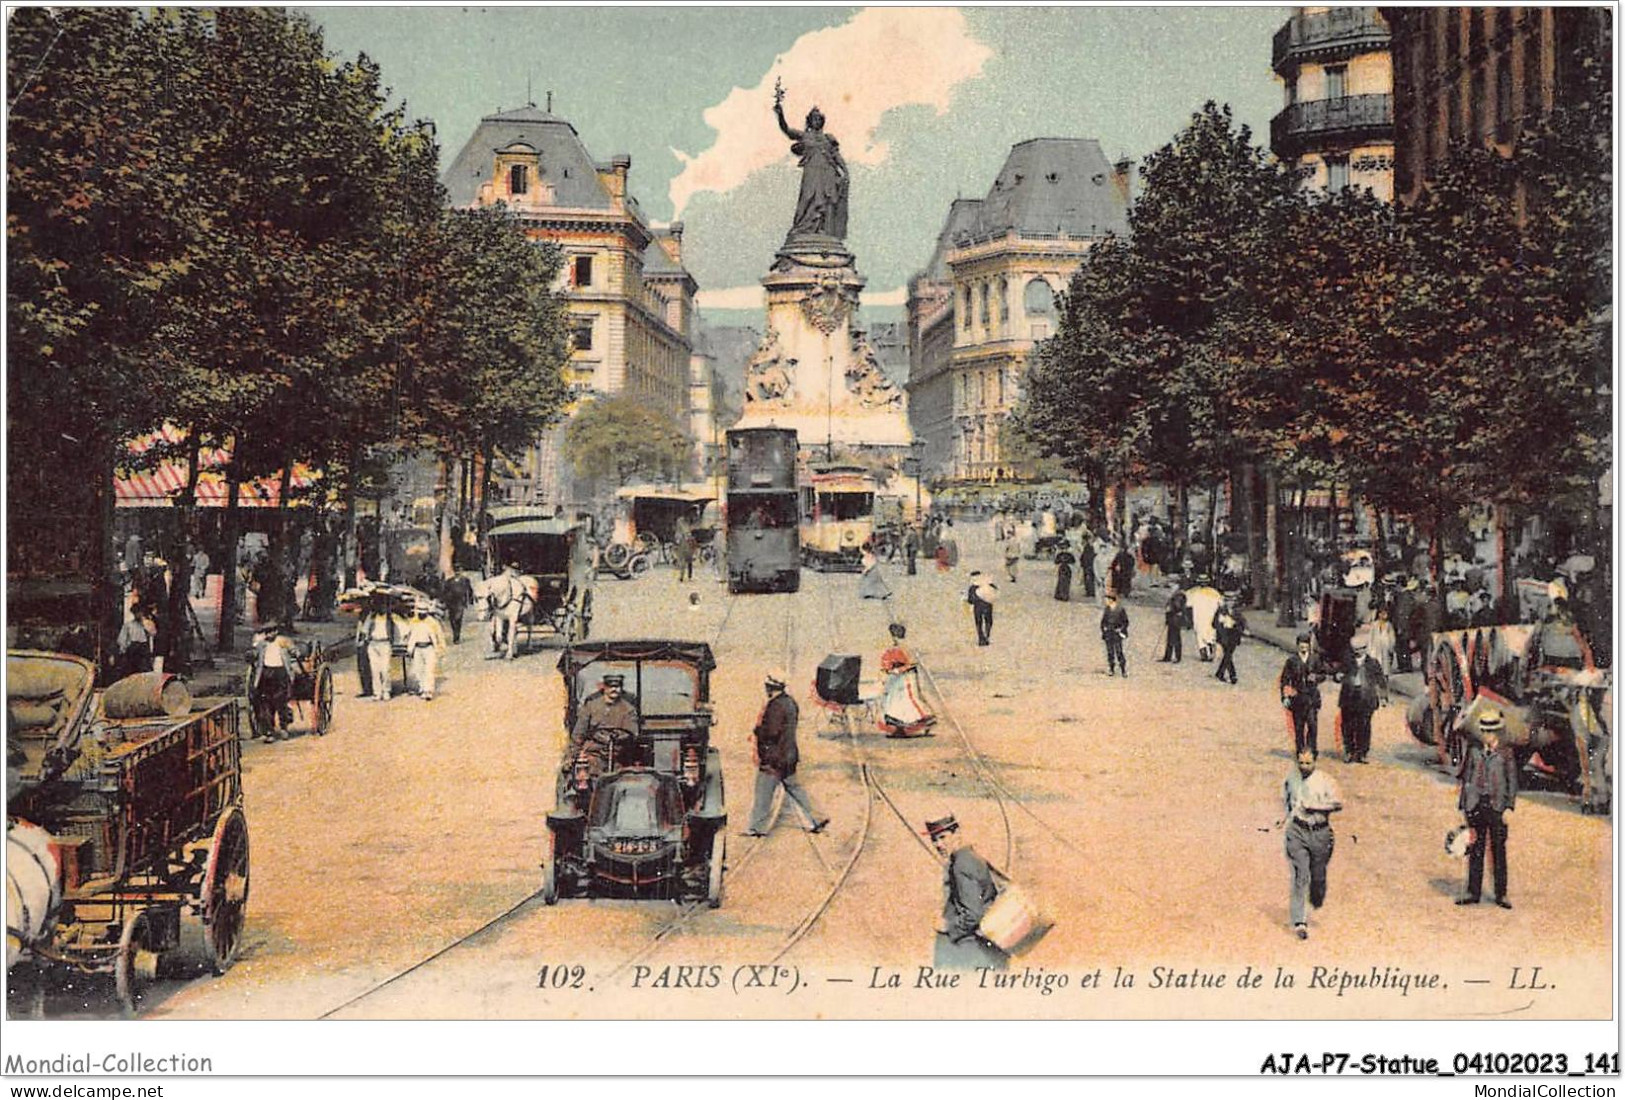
(743, 669, 828, 837)
(1457, 707, 1517, 909)
(561, 672, 640, 803)
(927, 814, 1008, 970)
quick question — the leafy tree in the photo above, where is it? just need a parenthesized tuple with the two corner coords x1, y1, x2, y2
(563, 394, 692, 490)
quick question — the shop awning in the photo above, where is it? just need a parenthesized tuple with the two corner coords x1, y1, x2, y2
(115, 426, 320, 508)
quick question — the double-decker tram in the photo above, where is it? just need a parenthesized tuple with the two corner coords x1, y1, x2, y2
(800, 465, 876, 572)
(723, 427, 801, 593)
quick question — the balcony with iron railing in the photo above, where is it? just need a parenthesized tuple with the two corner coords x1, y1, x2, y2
(1271, 94, 1394, 158)
(1272, 8, 1391, 72)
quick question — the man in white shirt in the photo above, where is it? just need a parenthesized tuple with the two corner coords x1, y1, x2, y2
(405, 607, 445, 701)
(1283, 749, 1343, 940)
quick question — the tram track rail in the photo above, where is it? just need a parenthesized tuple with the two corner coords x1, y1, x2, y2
(315, 544, 1069, 1015)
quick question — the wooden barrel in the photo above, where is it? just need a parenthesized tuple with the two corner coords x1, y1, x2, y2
(101, 672, 192, 719)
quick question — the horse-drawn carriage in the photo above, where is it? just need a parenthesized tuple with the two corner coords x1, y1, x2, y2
(543, 641, 726, 906)
(7, 651, 249, 1014)
(1406, 618, 1611, 814)
(482, 516, 594, 658)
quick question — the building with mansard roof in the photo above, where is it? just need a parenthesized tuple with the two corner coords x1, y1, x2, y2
(442, 103, 696, 508)
(906, 139, 1131, 483)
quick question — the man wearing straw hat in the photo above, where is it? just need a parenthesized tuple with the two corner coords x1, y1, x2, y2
(1456, 708, 1517, 909)
(926, 815, 1007, 970)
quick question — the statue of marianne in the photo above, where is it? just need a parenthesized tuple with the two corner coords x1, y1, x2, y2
(773, 78, 849, 242)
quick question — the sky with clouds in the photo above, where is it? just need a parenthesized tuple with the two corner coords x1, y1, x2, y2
(302, 5, 1291, 318)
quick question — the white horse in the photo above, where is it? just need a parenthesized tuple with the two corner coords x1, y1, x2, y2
(475, 571, 539, 660)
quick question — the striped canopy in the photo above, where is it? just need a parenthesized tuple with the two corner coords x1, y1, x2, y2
(115, 425, 319, 508)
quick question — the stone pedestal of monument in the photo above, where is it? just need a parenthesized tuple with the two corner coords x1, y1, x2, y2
(734, 238, 912, 453)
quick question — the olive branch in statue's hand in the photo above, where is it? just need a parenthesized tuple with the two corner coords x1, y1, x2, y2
(773, 77, 785, 107)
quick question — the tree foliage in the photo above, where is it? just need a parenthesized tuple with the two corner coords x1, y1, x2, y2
(562, 395, 692, 488)
(1020, 89, 1611, 556)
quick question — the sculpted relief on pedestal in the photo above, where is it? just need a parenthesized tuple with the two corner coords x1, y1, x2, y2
(743, 328, 795, 408)
(845, 333, 904, 412)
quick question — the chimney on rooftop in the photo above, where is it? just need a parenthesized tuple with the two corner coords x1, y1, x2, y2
(598, 154, 632, 205)
(1112, 156, 1133, 204)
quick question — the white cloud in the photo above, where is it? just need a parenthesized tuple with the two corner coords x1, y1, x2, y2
(696, 285, 766, 311)
(670, 8, 991, 218)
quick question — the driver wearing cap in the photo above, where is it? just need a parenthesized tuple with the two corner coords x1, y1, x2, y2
(563, 672, 640, 796)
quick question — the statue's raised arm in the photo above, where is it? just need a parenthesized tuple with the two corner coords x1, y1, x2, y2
(773, 77, 801, 142)
(771, 78, 850, 243)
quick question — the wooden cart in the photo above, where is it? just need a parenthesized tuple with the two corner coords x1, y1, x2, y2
(7, 651, 249, 1015)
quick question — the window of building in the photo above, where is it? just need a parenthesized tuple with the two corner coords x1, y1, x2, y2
(1023, 277, 1055, 316)
(1469, 9, 1484, 56)
(1325, 65, 1347, 100)
(1324, 155, 1349, 192)
(509, 164, 528, 196)
(571, 317, 594, 352)
(1448, 83, 1463, 142)
(960, 286, 972, 331)
(997, 277, 1009, 325)
(573, 254, 594, 288)
(979, 283, 990, 328)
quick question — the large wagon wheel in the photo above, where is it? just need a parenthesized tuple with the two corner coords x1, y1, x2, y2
(201, 806, 251, 974)
(243, 668, 267, 741)
(628, 554, 652, 579)
(1430, 643, 1467, 774)
(603, 542, 631, 570)
(311, 665, 335, 736)
(114, 909, 157, 1017)
(706, 835, 725, 909)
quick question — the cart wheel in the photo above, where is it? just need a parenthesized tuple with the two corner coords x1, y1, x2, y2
(707, 835, 725, 909)
(629, 554, 652, 578)
(114, 909, 157, 1016)
(201, 807, 251, 974)
(603, 543, 630, 570)
(634, 532, 660, 555)
(313, 666, 335, 735)
(698, 544, 717, 568)
(542, 857, 559, 906)
(243, 669, 265, 741)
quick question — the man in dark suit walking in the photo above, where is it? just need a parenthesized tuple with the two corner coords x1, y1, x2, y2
(1279, 633, 1324, 755)
(1457, 709, 1518, 909)
(1101, 592, 1130, 677)
(743, 670, 828, 837)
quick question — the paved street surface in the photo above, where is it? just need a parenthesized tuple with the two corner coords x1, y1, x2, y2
(12, 529, 1610, 1020)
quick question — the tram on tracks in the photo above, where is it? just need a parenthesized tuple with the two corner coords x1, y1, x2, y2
(800, 464, 876, 572)
(723, 427, 801, 594)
